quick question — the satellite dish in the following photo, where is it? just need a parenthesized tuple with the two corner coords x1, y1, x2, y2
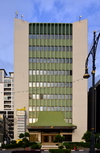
(21, 15, 24, 20)
(79, 15, 82, 21)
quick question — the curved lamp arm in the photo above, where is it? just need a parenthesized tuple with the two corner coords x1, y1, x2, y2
(83, 31, 100, 79)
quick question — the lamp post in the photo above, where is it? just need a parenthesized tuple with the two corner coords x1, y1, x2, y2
(83, 31, 100, 153)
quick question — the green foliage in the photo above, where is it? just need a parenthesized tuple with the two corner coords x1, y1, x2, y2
(63, 142, 90, 149)
(95, 133, 100, 143)
(24, 132, 30, 137)
(70, 144, 75, 149)
(54, 135, 65, 143)
(58, 144, 64, 149)
(49, 149, 71, 153)
(2, 141, 96, 150)
(63, 143, 70, 149)
(22, 143, 26, 149)
(31, 143, 41, 149)
(19, 132, 30, 139)
(2, 143, 20, 149)
(29, 141, 37, 146)
(82, 131, 100, 143)
(19, 133, 25, 138)
(18, 132, 30, 149)
(22, 137, 29, 143)
(95, 143, 100, 149)
(2, 141, 41, 149)
(10, 140, 16, 144)
(78, 142, 90, 148)
(18, 141, 23, 147)
(82, 131, 92, 142)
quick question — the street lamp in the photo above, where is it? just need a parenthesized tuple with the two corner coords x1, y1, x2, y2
(83, 31, 100, 153)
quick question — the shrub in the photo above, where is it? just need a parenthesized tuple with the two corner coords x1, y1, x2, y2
(22, 143, 26, 149)
(49, 149, 71, 153)
(2, 143, 19, 149)
(63, 143, 70, 149)
(82, 131, 92, 142)
(29, 141, 37, 146)
(31, 143, 41, 149)
(12, 151, 41, 153)
(58, 144, 64, 149)
(69, 144, 74, 149)
(10, 140, 16, 144)
(79, 142, 90, 148)
(18, 141, 23, 147)
(24, 132, 30, 137)
(54, 135, 65, 143)
(95, 143, 100, 149)
(22, 137, 29, 143)
(19, 133, 24, 138)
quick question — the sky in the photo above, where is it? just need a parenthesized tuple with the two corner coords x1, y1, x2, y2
(0, 0, 100, 87)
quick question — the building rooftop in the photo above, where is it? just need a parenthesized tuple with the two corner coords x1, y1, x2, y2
(27, 111, 76, 129)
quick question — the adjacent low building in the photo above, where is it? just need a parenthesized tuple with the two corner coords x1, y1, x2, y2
(0, 69, 14, 140)
(0, 113, 9, 144)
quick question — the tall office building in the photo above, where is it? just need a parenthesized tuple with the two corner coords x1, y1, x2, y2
(0, 69, 14, 141)
(14, 18, 88, 142)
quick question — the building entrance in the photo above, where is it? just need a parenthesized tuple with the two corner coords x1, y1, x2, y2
(41, 134, 56, 143)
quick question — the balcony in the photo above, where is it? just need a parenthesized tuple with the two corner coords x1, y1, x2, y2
(4, 83, 11, 88)
(4, 105, 11, 109)
(4, 88, 11, 91)
(4, 101, 11, 105)
(8, 111, 14, 114)
(4, 96, 11, 101)
(4, 92, 11, 96)
(8, 123, 14, 126)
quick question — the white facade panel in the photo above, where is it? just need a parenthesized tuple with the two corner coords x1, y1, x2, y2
(14, 19, 29, 139)
(72, 19, 88, 141)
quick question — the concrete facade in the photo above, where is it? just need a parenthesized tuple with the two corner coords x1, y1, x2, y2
(14, 18, 88, 141)
(14, 19, 29, 139)
(73, 20, 88, 141)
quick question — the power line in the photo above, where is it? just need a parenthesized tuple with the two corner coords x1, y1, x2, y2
(0, 77, 87, 94)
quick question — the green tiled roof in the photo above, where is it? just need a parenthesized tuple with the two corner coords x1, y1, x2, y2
(27, 111, 76, 128)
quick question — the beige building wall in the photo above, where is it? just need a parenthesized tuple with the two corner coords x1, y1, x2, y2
(14, 18, 29, 139)
(72, 19, 88, 141)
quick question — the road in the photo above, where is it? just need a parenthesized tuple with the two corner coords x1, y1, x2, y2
(0, 150, 12, 153)
(0, 150, 90, 153)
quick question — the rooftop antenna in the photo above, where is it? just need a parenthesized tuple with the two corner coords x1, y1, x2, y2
(21, 15, 24, 20)
(79, 15, 82, 22)
(15, 11, 18, 18)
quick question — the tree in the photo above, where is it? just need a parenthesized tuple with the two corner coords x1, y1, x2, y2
(19, 132, 30, 139)
(24, 132, 30, 138)
(54, 134, 65, 143)
(82, 131, 92, 142)
(95, 133, 100, 143)
(19, 133, 24, 139)
(18, 132, 30, 149)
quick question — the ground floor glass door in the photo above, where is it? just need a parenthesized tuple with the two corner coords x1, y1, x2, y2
(41, 134, 56, 143)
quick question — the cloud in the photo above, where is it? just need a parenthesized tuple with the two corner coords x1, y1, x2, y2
(0, 0, 36, 74)
(0, 0, 100, 87)
(0, 59, 13, 75)
(34, 0, 56, 12)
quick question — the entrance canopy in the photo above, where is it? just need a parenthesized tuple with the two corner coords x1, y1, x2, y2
(27, 111, 77, 130)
